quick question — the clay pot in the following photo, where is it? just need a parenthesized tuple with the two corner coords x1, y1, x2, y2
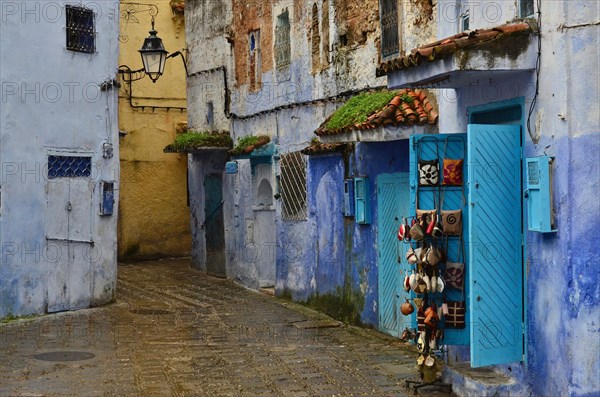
(400, 299, 415, 316)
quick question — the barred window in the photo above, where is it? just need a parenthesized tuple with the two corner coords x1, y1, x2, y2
(48, 155, 92, 179)
(280, 151, 307, 221)
(275, 9, 291, 69)
(66, 5, 95, 54)
(379, 0, 399, 59)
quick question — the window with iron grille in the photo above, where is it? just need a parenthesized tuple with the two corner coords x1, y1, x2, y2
(275, 9, 291, 69)
(66, 5, 95, 54)
(48, 155, 92, 179)
(379, 0, 399, 59)
(280, 151, 307, 221)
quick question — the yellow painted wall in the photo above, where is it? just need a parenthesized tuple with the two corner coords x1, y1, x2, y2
(118, 1, 191, 261)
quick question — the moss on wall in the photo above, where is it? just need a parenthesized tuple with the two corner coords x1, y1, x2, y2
(306, 287, 365, 326)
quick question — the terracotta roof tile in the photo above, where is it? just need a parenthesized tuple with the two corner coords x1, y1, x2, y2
(377, 21, 534, 76)
(315, 88, 438, 136)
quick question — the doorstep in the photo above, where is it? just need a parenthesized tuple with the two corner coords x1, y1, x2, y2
(443, 362, 525, 397)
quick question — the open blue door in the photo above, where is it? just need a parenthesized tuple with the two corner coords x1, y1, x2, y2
(467, 124, 523, 367)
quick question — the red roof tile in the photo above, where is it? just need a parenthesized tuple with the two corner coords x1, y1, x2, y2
(315, 88, 438, 136)
(377, 21, 534, 76)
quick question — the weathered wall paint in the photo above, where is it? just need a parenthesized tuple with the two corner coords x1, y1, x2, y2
(188, 0, 389, 290)
(276, 140, 410, 326)
(389, 1, 599, 396)
(0, 1, 120, 318)
(117, 1, 190, 261)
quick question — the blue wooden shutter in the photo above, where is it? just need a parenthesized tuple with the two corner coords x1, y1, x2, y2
(467, 124, 523, 367)
(354, 177, 371, 224)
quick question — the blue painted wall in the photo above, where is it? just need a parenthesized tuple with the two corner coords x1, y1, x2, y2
(525, 133, 600, 397)
(276, 140, 410, 327)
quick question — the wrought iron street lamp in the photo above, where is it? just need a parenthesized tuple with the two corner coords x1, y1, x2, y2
(139, 24, 168, 83)
(118, 3, 188, 85)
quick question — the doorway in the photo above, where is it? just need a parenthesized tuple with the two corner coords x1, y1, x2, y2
(377, 172, 410, 337)
(204, 173, 226, 277)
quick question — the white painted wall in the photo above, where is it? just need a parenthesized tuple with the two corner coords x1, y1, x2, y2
(0, 1, 120, 317)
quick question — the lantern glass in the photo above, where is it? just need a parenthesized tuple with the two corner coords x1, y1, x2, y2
(139, 30, 168, 83)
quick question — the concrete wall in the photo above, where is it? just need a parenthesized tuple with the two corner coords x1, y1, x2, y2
(117, 0, 191, 261)
(0, 1, 120, 318)
(422, 1, 599, 396)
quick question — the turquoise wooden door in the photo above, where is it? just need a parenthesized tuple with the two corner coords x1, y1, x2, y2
(467, 124, 523, 367)
(205, 173, 226, 277)
(377, 173, 410, 337)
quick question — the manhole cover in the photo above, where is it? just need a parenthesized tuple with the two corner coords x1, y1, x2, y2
(130, 308, 173, 315)
(34, 351, 95, 362)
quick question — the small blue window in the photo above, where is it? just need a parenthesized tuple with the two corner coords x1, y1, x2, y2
(48, 155, 92, 179)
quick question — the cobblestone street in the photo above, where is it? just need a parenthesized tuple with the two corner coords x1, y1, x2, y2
(0, 259, 452, 397)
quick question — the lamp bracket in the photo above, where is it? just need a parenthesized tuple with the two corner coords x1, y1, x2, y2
(120, 2, 159, 26)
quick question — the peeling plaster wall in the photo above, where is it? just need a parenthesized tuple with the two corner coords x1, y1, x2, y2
(0, 1, 120, 318)
(186, 0, 393, 289)
(432, 1, 599, 396)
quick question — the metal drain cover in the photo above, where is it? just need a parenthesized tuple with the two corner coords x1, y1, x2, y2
(34, 351, 95, 362)
(130, 308, 173, 315)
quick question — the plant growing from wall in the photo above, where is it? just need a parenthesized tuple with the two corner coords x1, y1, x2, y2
(229, 135, 271, 156)
(163, 131, 233, 152)
(324, 90, 399, 132)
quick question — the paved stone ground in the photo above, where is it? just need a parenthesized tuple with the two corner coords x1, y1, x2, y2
(0, 259, 453, 397)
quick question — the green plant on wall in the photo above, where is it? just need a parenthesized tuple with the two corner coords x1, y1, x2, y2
(164, 131, 232, 152)
(325, 90, 399, 132)
(229, 135, 271, 156)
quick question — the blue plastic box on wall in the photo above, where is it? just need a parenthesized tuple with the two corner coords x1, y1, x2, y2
(99, 181, 114, 216)
(226, 161, 238, 174)
(525, 156, 557, 232)
(354, 177, 371, 224)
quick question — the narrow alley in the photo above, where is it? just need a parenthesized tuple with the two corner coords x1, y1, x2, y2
(0, 259, 452, 397)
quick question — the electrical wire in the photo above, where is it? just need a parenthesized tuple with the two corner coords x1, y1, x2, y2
(526, 0, 542, 142)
